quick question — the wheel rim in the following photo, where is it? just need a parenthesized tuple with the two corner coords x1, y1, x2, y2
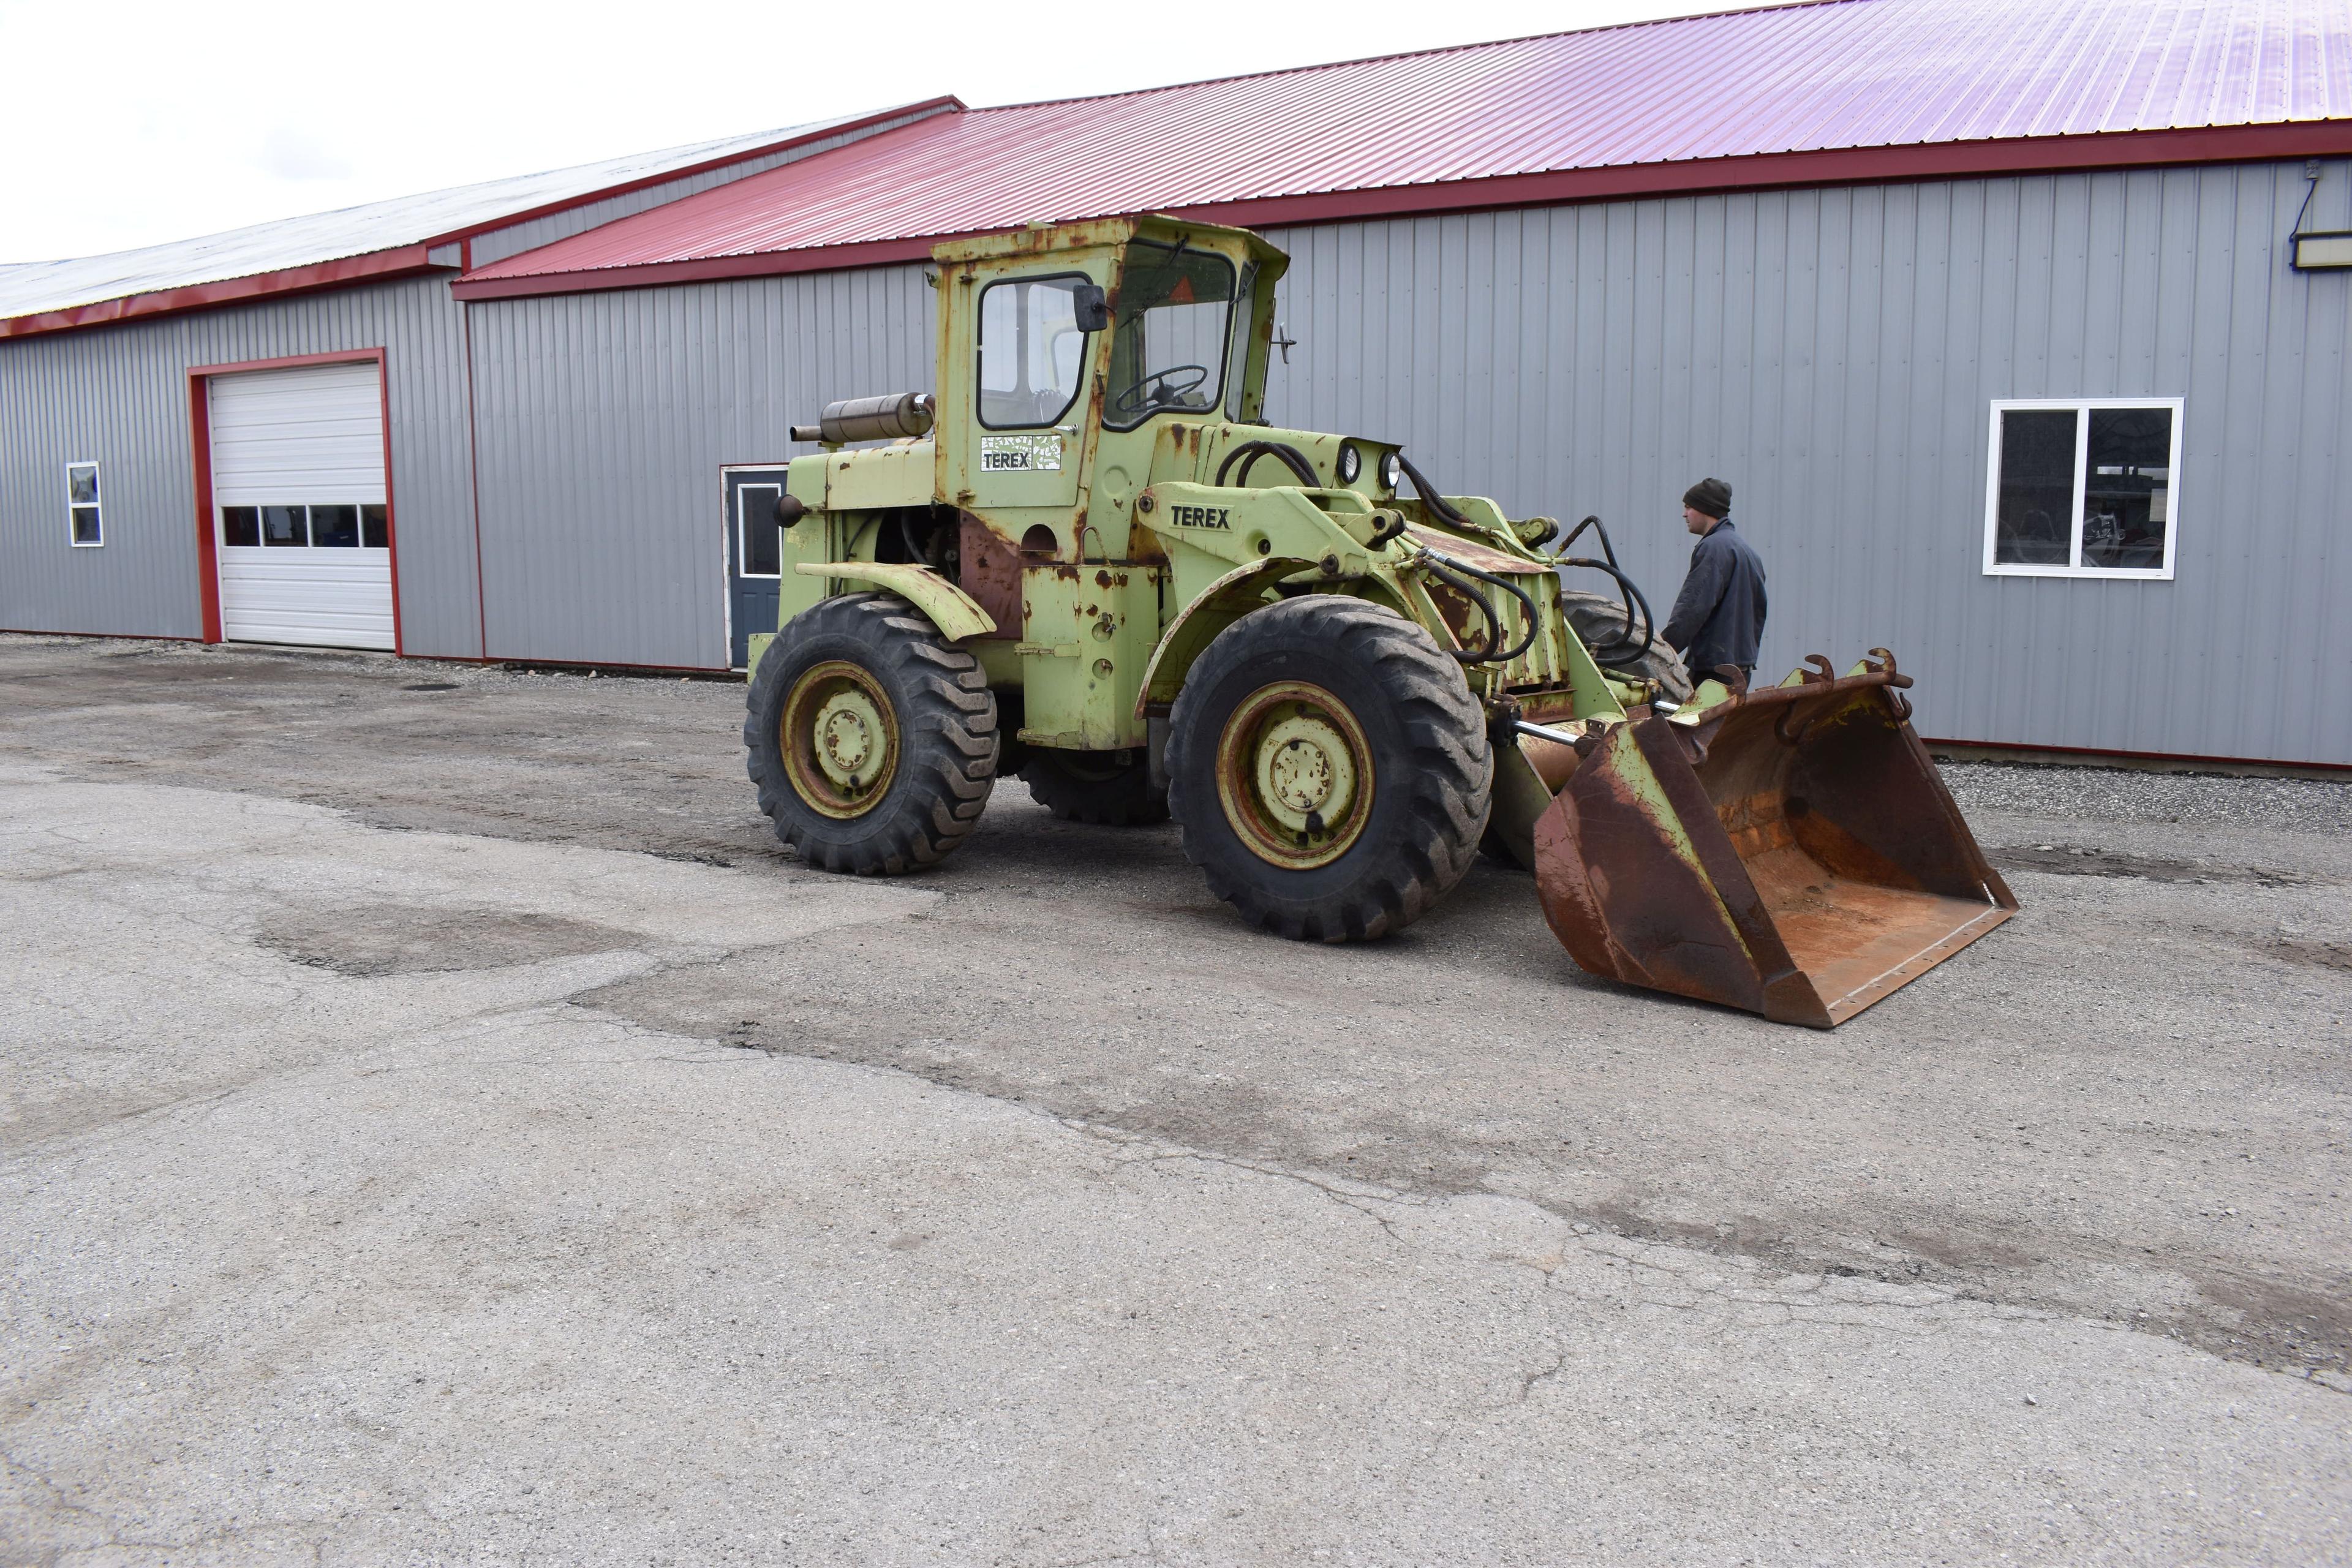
(1215, 681, 1374, 869)
(780, 660, 899, 819)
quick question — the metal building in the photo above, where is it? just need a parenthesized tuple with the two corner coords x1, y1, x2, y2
(6, 0, 2350, 766)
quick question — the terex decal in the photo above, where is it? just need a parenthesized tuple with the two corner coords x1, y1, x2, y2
(1170, 504, 1231, 530)
(979, 433, 1063, 472)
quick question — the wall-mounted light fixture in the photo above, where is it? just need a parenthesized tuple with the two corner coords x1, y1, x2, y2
(2290, 160, 2352, 271)
(2293, 230, 2352, 270)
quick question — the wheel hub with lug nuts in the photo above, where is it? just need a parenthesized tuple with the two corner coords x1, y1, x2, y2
(1216, 681, 1374, 869)
(781, 660, 900, 818)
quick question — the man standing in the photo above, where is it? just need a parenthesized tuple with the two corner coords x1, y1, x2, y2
(1662, 477, 1768, 682)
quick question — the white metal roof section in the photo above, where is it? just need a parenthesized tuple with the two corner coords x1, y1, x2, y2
(0, 104, 943, 322)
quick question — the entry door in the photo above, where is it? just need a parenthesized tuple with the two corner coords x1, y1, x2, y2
(725, 466, 790, 669)
(962, 269, 1093, 519)
(208, 362, 394, 649)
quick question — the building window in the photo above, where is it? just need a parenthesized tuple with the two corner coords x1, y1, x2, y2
(1984, 400, 2181, 579)
(66, 462, 102, 546)
(219, 503, 390, 550)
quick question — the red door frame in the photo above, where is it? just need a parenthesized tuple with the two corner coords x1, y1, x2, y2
(187, 347, 403, 654)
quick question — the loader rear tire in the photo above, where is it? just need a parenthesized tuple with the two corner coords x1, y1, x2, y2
(744, 592, 997, 874)
(1023, 748, 1169, 826)
(1560, 588, 1694, 704)
(1167, 597, 1492, 942)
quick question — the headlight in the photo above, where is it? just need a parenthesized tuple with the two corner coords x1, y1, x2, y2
(1336, 442, 1362, 483)
(1377, 450, 1403, 491)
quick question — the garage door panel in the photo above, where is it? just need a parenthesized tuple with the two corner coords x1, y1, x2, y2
(208, 362, 396, 650)
(217, 551, 395, 649)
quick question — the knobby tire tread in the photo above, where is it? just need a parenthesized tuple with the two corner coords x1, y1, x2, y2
(1167, 597, 1492, 943)
(744, 593, 997, 876)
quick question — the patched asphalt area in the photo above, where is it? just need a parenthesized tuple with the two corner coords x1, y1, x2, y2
(3, 633, 2348, 1564)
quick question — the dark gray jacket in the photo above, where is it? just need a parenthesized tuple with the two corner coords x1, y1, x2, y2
(1662, 518, 1768, 676)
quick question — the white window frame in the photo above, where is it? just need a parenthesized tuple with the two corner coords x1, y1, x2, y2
(65, 460, 102, 548)
(1982, 398, 2184, 581)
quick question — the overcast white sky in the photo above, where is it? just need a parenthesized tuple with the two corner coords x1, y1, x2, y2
(0, 0, 1743, 263)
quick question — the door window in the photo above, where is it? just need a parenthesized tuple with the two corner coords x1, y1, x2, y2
(221, 503, 390, 550)
(738, 484, 782, 577)
(978, 275, 1091, 429)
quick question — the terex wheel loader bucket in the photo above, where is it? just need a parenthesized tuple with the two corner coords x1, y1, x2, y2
(1531, 655, 2016, 1028)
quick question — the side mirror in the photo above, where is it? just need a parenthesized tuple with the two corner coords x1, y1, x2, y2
(1071, 282, 1110, 333)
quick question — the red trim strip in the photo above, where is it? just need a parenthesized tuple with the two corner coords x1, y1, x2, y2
(375, 350, 405, 657)
(189, 347, 393, 378)
(453, 122, 2352, 301)
(6, 248, 442, 341)
(187, 375, 221, 643)
(453, 234, 944, 300)
(187, 349, 404, 655)
(0, 628, 202, 644)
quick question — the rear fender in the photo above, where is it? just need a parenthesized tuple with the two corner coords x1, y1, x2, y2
(791, 560, 997, 642)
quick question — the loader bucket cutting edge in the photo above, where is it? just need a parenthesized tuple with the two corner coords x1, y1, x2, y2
(1531, 669, 2017, 1028)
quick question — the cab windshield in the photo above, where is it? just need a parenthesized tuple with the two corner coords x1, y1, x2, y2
(1105, 241, 1242, 429)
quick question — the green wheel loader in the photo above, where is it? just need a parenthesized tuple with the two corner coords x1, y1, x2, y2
(744, 214, 2016, 1027)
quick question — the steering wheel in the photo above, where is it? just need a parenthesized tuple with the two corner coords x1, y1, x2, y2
(1114, 363, 1209, 413)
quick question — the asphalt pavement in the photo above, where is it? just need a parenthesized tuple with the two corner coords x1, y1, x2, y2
(2, 635, 2346, 1566)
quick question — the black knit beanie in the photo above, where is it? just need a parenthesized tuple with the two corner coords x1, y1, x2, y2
(1683, 477, 1732, 518)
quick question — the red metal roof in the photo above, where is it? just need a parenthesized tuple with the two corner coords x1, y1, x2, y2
(0, 99, 960, 339)
(460, 0, 2352, 300)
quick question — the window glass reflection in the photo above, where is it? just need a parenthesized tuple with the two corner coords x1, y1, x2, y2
(262, 505, 307, 546)
(310, 504, 360, 548)
(222, 507, 260, 547)
(2081, 408, 2171, 570)
(1992, 410, 2075, 566)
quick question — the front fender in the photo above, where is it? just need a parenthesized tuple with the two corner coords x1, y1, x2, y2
(793, 561, 997, 643)
(1134, 558, 1410, 716)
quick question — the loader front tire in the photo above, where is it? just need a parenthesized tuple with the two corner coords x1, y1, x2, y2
(1167, 597, 1492, 941)
(1023, 748, 1169, 826)
(745, 593, 997, 874)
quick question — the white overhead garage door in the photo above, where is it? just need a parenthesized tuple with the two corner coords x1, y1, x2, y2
(209, 362, 395, 650)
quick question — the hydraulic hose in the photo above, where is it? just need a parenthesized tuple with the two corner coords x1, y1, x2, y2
(1215, 440, 1319, 488)
(1419, 548, 1540, 665)
(1556, 514, 1658, 669)
(1393, 452, 1472, 529)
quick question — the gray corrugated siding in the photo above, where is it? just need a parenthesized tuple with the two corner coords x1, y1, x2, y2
(0, 275, 480, 653)
(464, 266, 936, 668)
(1259, 159, 2352, 765)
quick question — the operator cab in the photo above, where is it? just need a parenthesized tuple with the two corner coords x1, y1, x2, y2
(937, 216, 1287, 551)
